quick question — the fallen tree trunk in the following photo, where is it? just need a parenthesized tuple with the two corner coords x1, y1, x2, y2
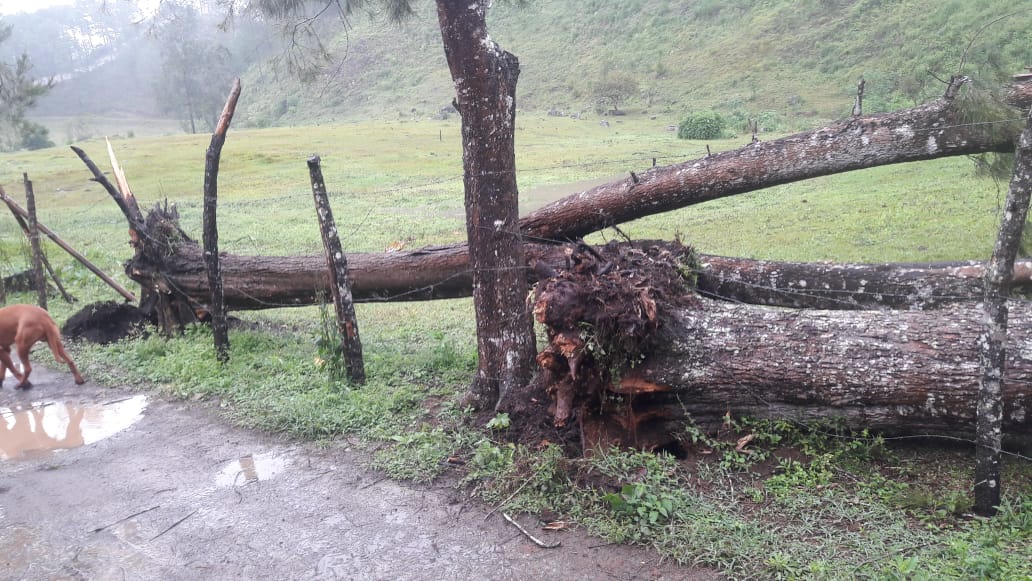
(519, 77, 1024, 241)
(121, 209, 1032, 312)
(695, 255, 1032, 309)
(528, 242, 1032, 451)
(602, 299, 1032, 447)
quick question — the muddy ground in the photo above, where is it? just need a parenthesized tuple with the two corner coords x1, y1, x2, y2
(0, 364, 719, 580)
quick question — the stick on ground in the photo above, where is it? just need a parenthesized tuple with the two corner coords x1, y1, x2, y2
(501, 513, 561, 549)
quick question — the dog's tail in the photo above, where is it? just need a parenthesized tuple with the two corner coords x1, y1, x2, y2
(44, 319, 85, 384)
(43, 323, 73, 365)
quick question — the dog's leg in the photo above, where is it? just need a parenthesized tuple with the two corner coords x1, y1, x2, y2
(55, 345, 85, 385)
(45, 327, 86, 385)
(15, 341, 32, 389)
(0, 346, 23, 387)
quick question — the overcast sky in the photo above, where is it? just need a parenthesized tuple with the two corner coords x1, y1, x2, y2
(0, 0, 75, 16)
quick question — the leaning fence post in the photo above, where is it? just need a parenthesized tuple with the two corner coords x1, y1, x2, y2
(307, 155, 365, 385)
(975, 107, 1032, 516)
(23, 173, 48, 309)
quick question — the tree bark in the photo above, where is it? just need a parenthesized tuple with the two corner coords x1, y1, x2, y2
(590, 299, 1032, 449)
(975, 107, 1032, 515)
(694, 255, 1032, 310)
(435, 0, 535, 409)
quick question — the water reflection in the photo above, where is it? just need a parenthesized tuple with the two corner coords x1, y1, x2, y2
(0, 396, 148, 460)
(215, 452, 289, 487)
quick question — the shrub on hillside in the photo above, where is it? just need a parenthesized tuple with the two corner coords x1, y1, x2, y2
(677, 111, 726, 140)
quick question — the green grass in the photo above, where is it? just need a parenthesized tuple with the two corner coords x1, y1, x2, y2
(2, 114, 1030, 579)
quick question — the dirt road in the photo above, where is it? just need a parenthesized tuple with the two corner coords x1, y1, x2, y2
(1, 365, 717, 580)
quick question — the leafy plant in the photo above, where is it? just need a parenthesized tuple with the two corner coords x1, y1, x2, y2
(315, 300, 347, 383)
(603, 482, 676, 533)
(486, 412, 510, 430)
(677, 110, 726, 140)
(467, 440, 516, 480)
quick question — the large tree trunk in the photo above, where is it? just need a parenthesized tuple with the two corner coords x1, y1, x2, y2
(435, 0, 535, 408)
(528, 242, 1032, 452)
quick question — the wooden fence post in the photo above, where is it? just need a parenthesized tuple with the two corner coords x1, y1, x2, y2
(202, 78, 241, 363)
(307, 155, 365, 385)
(23, 173, 48, 310)
(975, 107, 1032, 516)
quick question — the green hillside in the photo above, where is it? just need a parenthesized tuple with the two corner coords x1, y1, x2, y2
(237, 0, 1032, 129)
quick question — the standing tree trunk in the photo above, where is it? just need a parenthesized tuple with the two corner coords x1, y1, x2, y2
(435, 0, 536, 409)
(975, 107, 1032, 516)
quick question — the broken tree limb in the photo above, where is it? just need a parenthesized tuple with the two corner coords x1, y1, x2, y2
(111, 208, 1032, 313)
(71, 144, 146, 247)
(528, 242, 1032, 452)
(84, 84, 1032, 315)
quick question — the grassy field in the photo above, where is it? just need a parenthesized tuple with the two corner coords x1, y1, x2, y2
(2, 112, 1030, 579)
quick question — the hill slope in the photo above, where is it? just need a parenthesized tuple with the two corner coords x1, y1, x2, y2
(237, 0, 1032, 128)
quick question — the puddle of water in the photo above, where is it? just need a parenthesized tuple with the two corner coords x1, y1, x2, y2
(0, 395, 148, 461)
(215, 452, 290, 487)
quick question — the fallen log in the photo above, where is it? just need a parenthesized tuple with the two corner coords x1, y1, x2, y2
(519, 77, 1024, 241)
(528, 242, 1032, 451)
(117, 206, 1032, 312)
(695, 255, 1032, 310)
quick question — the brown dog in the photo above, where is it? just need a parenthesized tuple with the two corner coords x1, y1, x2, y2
(0, 304, 85, 389)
